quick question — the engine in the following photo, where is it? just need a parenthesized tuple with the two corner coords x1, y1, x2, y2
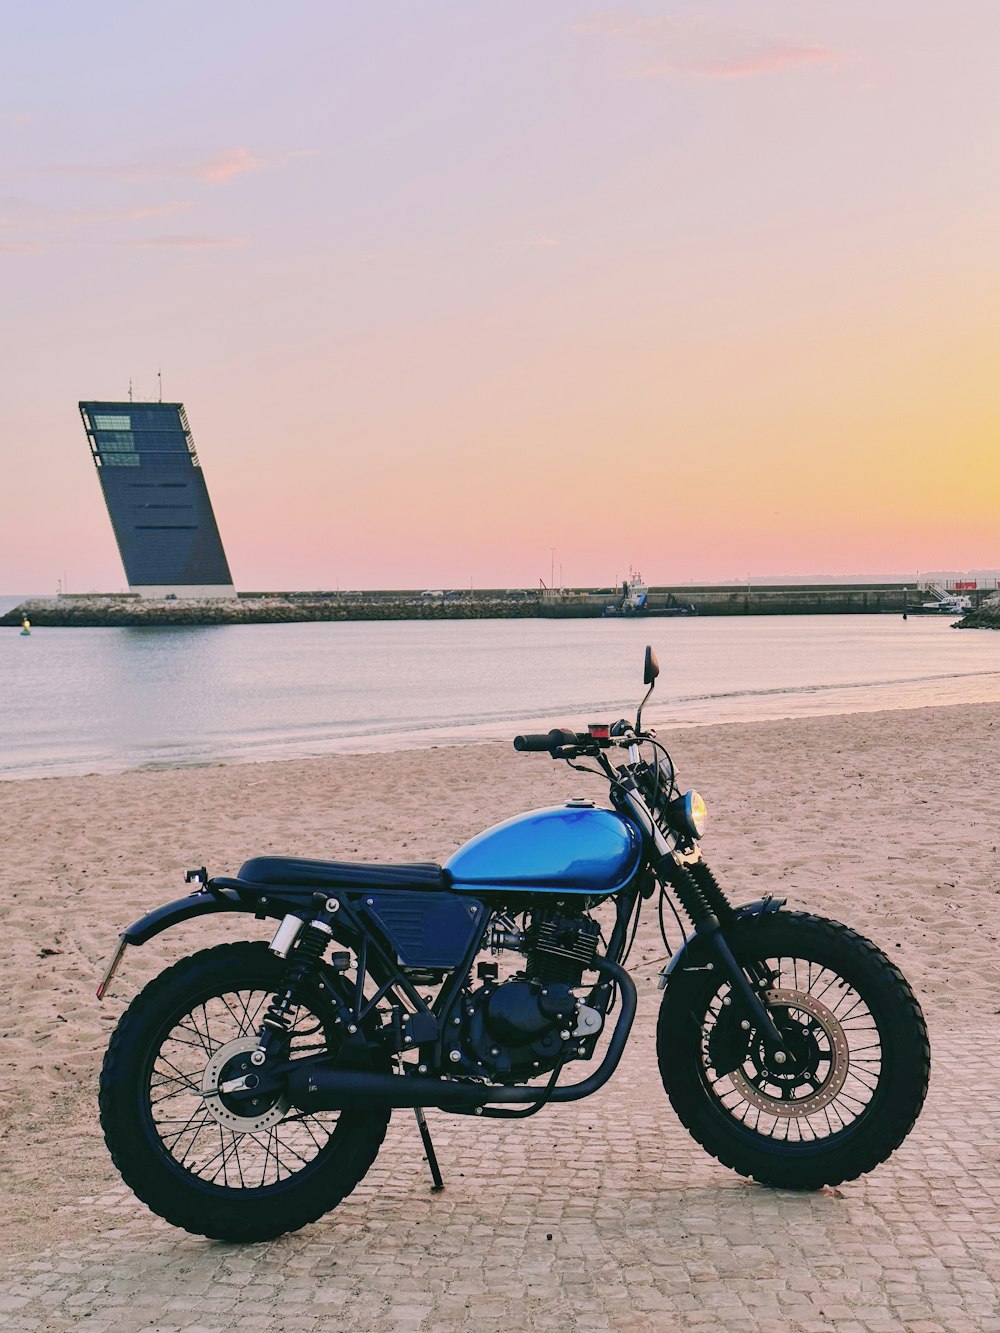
(458, 910, 604, 1079)
(524, 912, 601, 986)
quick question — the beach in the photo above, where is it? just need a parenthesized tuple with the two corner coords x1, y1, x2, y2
(2, 702, 999, 1331)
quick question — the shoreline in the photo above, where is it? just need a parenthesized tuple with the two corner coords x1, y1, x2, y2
(4, 693, 1000, 785)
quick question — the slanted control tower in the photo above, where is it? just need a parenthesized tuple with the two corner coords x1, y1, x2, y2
(79, 401, 235, 598)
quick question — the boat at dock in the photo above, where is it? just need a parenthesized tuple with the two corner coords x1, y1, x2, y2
(603, 573, 697, 618)
(904, 591, 972, 616)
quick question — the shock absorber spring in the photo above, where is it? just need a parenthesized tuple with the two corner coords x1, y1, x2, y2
(260, 920, 334, 1034)
(293, 920, 335, 967)
(260, 997, 293, 1034)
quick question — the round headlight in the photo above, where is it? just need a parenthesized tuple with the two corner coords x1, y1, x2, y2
(684, 790, 708, 839)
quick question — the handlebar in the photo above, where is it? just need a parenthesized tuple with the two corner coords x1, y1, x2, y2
(513, 721, 649, 756)
(513, 728, 588, 753)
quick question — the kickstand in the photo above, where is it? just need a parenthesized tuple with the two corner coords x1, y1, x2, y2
(413, 1106, 444, 1192)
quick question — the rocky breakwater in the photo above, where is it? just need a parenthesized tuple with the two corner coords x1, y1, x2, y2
(0, 593, 541, 627)
(954, 591, 1000, 629)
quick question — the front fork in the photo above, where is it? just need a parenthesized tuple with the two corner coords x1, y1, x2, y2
(619, 782, 789, 1060)
(684, 914, 787, 1057)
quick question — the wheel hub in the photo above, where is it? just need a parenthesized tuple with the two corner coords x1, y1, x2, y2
(728, 988, 849, 1118)
(202, 1036, 289, 1133)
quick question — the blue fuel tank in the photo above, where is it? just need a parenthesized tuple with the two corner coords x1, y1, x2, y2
(445, 804, 643, 899)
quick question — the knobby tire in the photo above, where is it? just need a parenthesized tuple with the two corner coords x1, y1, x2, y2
(99, 941, 391, 1241)
(657, 911, 930, 1189)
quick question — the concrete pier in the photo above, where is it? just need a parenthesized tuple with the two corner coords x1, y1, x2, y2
(4, 583, 996, 627)
(538, 583, 925, 617)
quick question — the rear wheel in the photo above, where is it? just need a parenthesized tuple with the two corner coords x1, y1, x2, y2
(657, 912, 929, 1189)
(100, 941, 390, 1240)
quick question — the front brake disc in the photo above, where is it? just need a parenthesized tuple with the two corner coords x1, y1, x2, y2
(727, 988, 850, 1118)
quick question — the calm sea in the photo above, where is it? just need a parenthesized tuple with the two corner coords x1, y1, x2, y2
(1, 599, 998, 780)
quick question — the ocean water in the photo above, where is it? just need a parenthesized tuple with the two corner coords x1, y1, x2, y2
(1, 606, 998, 780)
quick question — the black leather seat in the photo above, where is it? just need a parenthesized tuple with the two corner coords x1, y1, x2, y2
(236, 856, 450, 891)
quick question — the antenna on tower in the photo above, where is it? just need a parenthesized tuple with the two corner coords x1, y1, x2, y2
(128, 378, 133, 403)
(158, 368, 162, 402)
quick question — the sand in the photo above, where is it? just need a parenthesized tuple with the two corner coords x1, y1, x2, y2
(1, 702, 998, 1328)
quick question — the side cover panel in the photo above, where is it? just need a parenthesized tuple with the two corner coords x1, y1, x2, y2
(362, 892, 487, 968)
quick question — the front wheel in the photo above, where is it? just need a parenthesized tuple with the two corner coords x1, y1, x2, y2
(99, 941, 391, 1240)
(657, 911, 930, 1189)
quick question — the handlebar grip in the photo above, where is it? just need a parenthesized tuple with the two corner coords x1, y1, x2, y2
(513, 734, 553, 752)
(547, 728, 584, 748)
(514, 728, 588, 753)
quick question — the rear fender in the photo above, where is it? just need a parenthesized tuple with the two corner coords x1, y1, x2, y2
(121, 887, 260, 945)
(98, 882, 313, 999)
(658, 896, 786, 988)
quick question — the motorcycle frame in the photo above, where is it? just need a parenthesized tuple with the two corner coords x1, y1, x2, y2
(277, 880, 644, 1115)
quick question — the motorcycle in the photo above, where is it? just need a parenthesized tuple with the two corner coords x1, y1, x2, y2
(98, 647, 930, 1241)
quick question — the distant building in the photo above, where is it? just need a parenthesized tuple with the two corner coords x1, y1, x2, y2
(79, 401, 235, 598)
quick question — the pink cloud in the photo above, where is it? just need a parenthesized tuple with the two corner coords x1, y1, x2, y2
(123, 234, 248, 249)
(643, 44, 836, 79)
(578, 13, 838, 80)
(0, 199, 202, 251)
(192, 148, 266, 183)
(49, 147, 269, 184)
(120, 202, 194, 221)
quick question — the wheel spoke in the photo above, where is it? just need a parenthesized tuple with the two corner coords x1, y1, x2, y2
(232, 1135, 247, 1189)
(699, 948, 885, 1143)
(217, 991, 250, 1036)
(153, 1055, 202, 1092)
(161, 1033, 217, 1053)
(177, 1116, 214, 1167)
(160, 1106, 214, 1149)
(150, 1072, 199, 1099)
(261, 1126, 275, 1186)
(299, 1117, 327, 1152)
(831, 993, 866, 1023)
(146, 982, 340, 1190)
(178, 1008, 216, 1058)
(273, 1129, 313, 1169)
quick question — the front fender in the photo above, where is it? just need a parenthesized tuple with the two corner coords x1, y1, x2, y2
(659, 895, 786, 986)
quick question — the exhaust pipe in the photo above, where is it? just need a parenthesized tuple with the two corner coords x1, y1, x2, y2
(287, 1067, 487, 1111)
(286, 958, 635, 1113)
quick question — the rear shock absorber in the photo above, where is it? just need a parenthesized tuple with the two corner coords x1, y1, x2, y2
(258, 919, 336, 1043)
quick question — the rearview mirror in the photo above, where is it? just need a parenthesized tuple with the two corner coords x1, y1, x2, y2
(644, 645, 660, 684)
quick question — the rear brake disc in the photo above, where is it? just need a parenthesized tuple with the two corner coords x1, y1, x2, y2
(201, 1036, 290, 1133)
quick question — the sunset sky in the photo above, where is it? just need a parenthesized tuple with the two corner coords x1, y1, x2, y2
(3, 1, 998, 592)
